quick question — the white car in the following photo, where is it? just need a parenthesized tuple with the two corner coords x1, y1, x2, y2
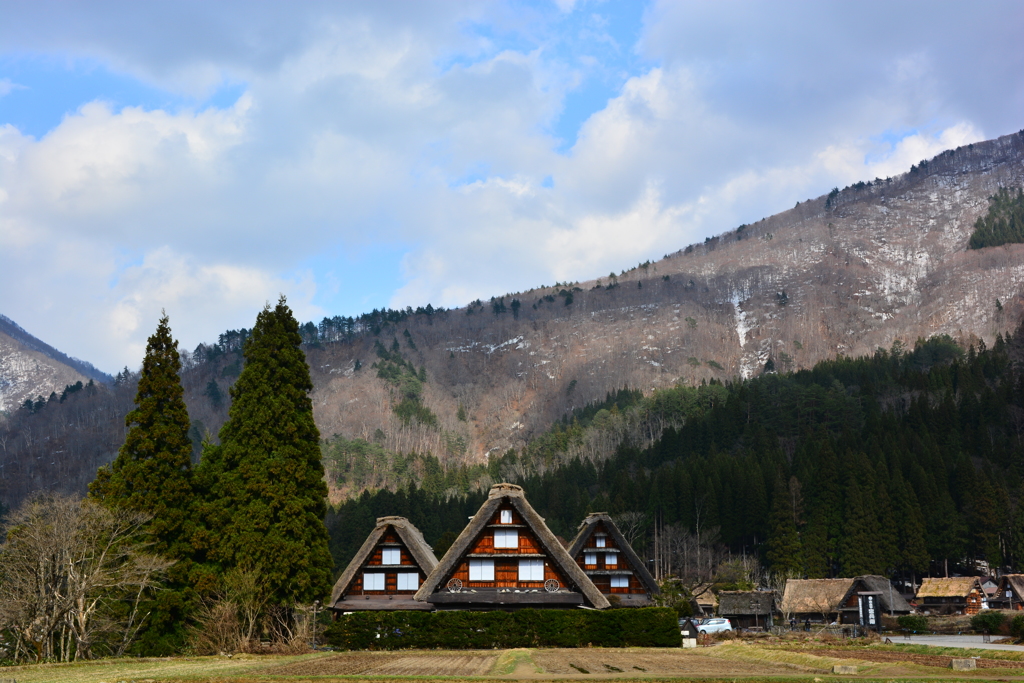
(698, 618, 733, 634)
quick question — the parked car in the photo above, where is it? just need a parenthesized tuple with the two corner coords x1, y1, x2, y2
(698, 618, 733, 634)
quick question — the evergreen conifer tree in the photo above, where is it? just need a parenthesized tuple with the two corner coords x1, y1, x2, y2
(90, 314, 197, 654)
(766, 474, 801, 575)
(91, 314, 193, 557)
(197, 297, 333, 606)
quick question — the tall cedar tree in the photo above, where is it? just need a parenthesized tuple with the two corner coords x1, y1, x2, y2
(90, 314, 196, 655)
(91, 314, 193, 558)
(765, 474, 801, 575)
(196, 297, 333, 605)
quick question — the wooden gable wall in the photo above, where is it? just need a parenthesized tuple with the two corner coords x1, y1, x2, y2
(445, 504, 569, 589)
(574, 521, 647, 595)
(345, 529, 429, 596)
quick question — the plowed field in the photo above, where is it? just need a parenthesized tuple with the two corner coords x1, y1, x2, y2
(265, 651, 498, 677)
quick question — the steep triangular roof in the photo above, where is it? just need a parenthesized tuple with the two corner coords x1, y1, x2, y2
(415, 483, 610, 609)
(567, 512, 659, 595)
(842, 575, 912, 614)
(998, 574, 1024, 597)
(330, 516, 438, 607)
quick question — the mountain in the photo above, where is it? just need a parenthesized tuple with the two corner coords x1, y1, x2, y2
(0, 314, 111, 413)
(302, 129, 1024, 469)
(1, 128, 1023, 508)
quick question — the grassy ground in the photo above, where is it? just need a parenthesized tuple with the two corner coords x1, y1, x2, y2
(2, 637, 1023, 682)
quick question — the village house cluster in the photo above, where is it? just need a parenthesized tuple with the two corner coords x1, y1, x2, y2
(329, 483, 1024, 628)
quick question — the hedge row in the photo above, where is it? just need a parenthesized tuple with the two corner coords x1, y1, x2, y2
(324, 607, 682, 649)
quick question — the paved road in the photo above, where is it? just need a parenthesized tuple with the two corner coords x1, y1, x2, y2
(900, 634, 1024, 652)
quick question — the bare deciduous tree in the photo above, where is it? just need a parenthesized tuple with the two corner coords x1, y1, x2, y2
(0, 493, 171, 662)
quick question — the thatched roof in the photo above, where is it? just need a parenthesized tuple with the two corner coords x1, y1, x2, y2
(567, 512, 659, 596)
(329, 516, 438, 608)
(844, 575, 912, 614)
(916, 577, 983, 599)
(998, 574, 1024, 597)
(780, 579, 854, 616)
(718, 590, 774, 616)
(414, 483, 610, 609)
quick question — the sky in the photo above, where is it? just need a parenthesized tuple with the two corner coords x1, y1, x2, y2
(1, 1, 1022, 374)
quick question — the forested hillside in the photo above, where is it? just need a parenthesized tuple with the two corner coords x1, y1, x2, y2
(3, 129, 1024, 512)
(327, 326, 1024, 584)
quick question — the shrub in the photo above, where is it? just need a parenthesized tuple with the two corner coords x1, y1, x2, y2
(1010, 614, 1024, 640)
(324, 607, 682, 650)
(971, 610, 1006, 634)
(897, 615, 928, 632)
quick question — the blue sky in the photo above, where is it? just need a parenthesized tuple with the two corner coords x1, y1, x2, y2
(1, 0, 1021, 372)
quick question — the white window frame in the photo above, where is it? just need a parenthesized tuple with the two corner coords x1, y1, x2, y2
(584, 552, 597, 565)
(605, 553, 617, 566)
(518, 559, 544, 581)
(595, 534, 606, 548)
(611, 575, 629, 588)
(381, 547, 401, 565)
(494, 529, 518, 548)
(500, 509, 512, 524)
(363, 572, 385, 591)
(396, 572, 419, 590)
(469, 559, 495, 581)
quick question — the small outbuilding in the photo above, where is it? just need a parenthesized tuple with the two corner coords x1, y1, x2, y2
(839, 575, 913, 624)
(990, 575, 1024, 611)
(718, 590, 775, 630)
(679, 618, 700, 648)
(916, 577, 986, 615)
(329, 516, 439, 613)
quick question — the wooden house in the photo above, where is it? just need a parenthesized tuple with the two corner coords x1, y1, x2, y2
(718, 590, 775, 630)
(915, 577, 986, 615)
(990, 575, 1024, 610)
(838, 576, 912, 624)
(415, 483, 609, 610)
(691, 584, 718, 616)
(779, 579, 853, 625)
(329, 516, 438, 613)
(566, 512, 659, 607)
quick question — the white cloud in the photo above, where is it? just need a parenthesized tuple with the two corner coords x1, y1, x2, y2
(0, 1, 1020, 372)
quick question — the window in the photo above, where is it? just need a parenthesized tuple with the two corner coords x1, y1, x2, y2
(595, 534, 606, 548)
(519, 559, 544, 581)
(605, 553, 617, 566)
(396, 572, 419, 590)
(381, 547, 401, 565)
(494, 529, 518, 548)
(469, 559, 494, 581)
(584, 553, 597, 565)
(363, 572, 385, 591)
(500, 509, 512, 524)
(611, 576, 629, 588)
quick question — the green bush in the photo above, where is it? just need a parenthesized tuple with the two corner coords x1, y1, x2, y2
(971, 610, 1006, 634)
(324, 607, 682, 650)
(897, 615, 928, 632)
(1010, 614, 1024, 640)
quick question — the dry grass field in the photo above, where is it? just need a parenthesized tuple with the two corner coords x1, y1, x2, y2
(3, 638, 1024, 682)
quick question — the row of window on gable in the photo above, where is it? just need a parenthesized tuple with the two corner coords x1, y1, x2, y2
(583, 552, 618, 566)
(468, 558, 544, 581)
(364, 572, 419, 590)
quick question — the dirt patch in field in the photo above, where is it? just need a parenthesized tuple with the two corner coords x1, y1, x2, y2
(803, 648, 1024, 670)
(265, 651, 498, 677)
(532, 648, 798, 677)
